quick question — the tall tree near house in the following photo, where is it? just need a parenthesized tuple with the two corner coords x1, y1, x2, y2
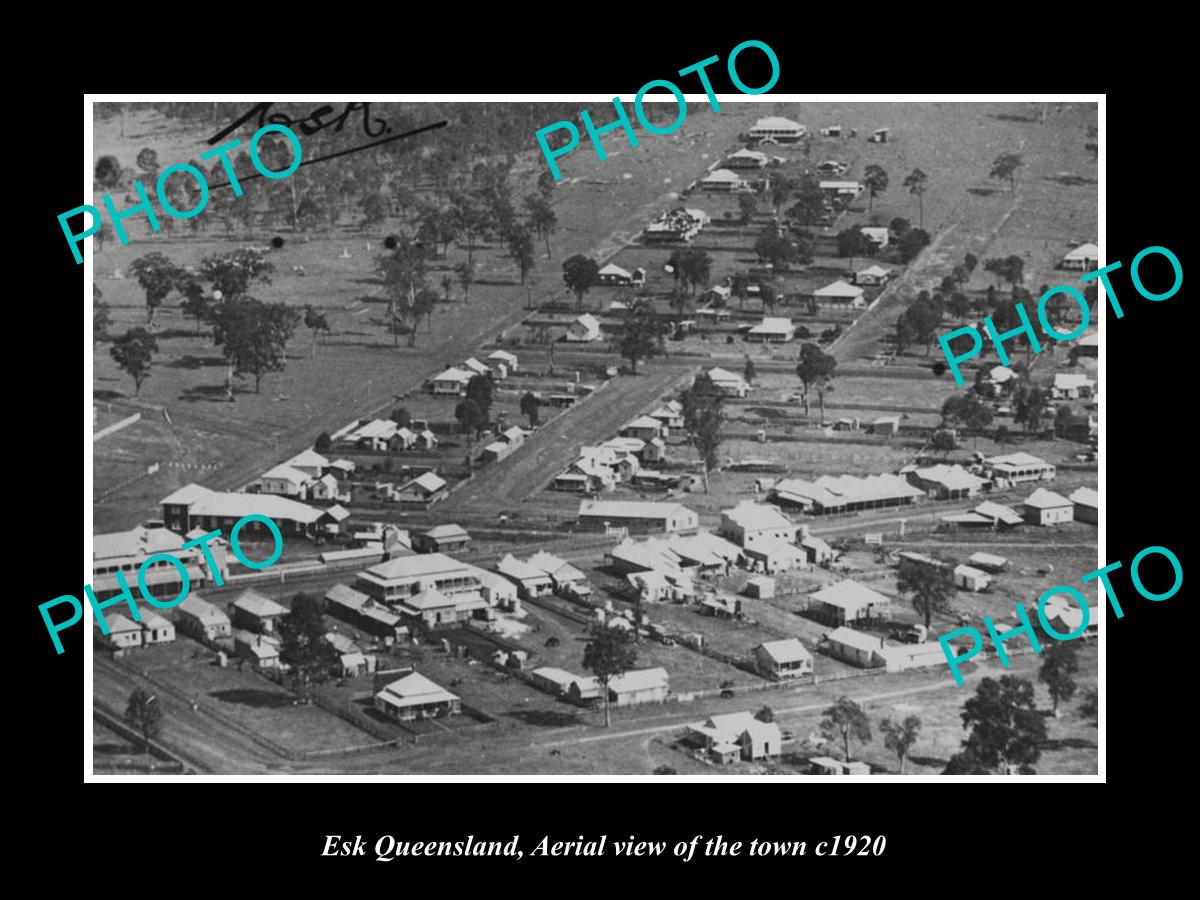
(902, 168, 928, 230)
(582, 624, 638, 728)
(440, 273, 454, 304)
(930, 429, 957, 458)
(534, 321, 557, 372)
(768, 172, 795, 217)
(562, 254, 599, 310)
(759, 282, 779, 316)
(948, 290, 972, 322)
(377, 237, 427, 348)
(129, 252, 185, 326)
(795, 342, 837, 418)
(730, 273, 751, 310)
(457, 259, 476, 305)
(1014, 382, 1048, 433)
(820, 696, 872, 762)
(303, 305, 330, 358)
(212, 299, 300, 396)
(880, 715, 922, 774)
(524, 194, 558, 257)
(755, 705, 775, 723)
(863, 164, 889, 213)
(788, 174, 827, 225)
(455, 398, 487, 449)
(950, 675, 1047, 774)
(410, 288, 440, 344)
(680, 371, 726, 493)
(278, 593, 340, 702)
(618, 298, 664, 375)
(1039, 641, 1079, 717)
(737, 192, 757, 225)
(990, 152, 1024, 192)
(743, 357, 756, 385)
(110, 328, 159, 397)
(896, 557, 955, 629)
(93, 285, 112, 341)
(124, 688, 163, 754)
(520, 391, 543, 427)
(668, 286, 690, 323)
(449, 190, 488, 267)
(984, 256, 1026, 289)
(95, 154, 122, 188)
(360, 192, 387, 229)
(465, 373, 495, 424)
(507, 223, 536, 285)
(836, 226, 870, 267)
(755, 229, 798, 271)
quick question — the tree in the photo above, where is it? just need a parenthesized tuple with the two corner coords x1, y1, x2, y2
(360, 192, 387, 228)
(93, 287, 111, 341)
(534, 321, 557, 372)
(136, 146, 160, 180)
(896, 228, 931, 263)
(902, 168, 928, 229)
(466, 373, 494, 421)
(455, 398, 487, 446)
(278, 593, 340, 701)
(759, 282, 778, 316)
(179, 280, 211, 336)
(930, 429, 956, 457)
(836, 226, 871, 266)
(524, 194, 558, 257)
(303, 305, 329, 358)
(199, 248, 274, 301)
(755, 705, 775, 723)
(124, 688, 163, 753)
(880, 715, 921, 774)
(755, 228, 797, 271)
(520, 391, 543, 427)
(129, 252, 185, 326)
(768, 172, 795, 217)
(956, 675, 1047, 774)
(669, 247, 712, 295)
(990, 152, 1024, 193)
(863, 164, 889, 213)
(410, 288, 439, 345)
(563, 254, 599, 310)
(737, 192, 757, 225)
(668, 286, 690, 323)
(1014, 382, 1048, 433)
(377, 237, 427, 348)
(95, 154, 122, 188)
(507, 223, 536, 285)
(212, 299, 299, 395)
(110, 328, 159, 397)
(743, 357, 756, 385)
(582, 624, 638, 727)
(448, 190, 489, 266)
(948, 290, 971, 321)
(1078, 689, 1098, 725)
(983, 256, 1025, 289)
(820, 696, 872, 762)
(680, 371, 726, 492)
(890, 217, 912, 237)
(618, 298, 664, 375)
(440, 273, 454, 304)
(457, 259, 476, 305)
(730, 273, 751, 310)
(896, 557, 955, 629)
(795, 343, 837, 418)
(941, 393, 992, 444)
(315, 431, 333, 453)
(787, 174, 827, 225)
(1039, 642, 1079, 717)
(391, 406, 412, 427)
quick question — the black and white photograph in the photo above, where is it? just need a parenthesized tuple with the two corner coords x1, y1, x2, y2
(83, 95, 1103, 779)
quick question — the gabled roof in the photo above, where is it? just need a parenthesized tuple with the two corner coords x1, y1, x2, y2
(425, 523, 469, 541)
(1024, 488, 1072, 509)
(1064, 241, 1098, 260)
(375, 671, 459, 707)
(811, 579, 891, 612)
(402, 589, 457, 611)
(987, 452, 1051, 468)
(609, 667, 669, 693)
(100, 613, 141, 634)
(232, 589, 287, 619)
(406, 472, 447, 493)
(825, 626, 884, 653)
(814, 280, 865, 298)
(286, 448, 329, 470)
(1054, 373, 1095, 390)
(974, 501, 1024, 526)
(488, 349, 519, 364)
(462, 357, 490, 375)
(579, 500, 692, 520)
(723, 501, 795, 532)
(572, 313, 600, 330)
(526, 551, 587, 583)
(624, 415, 663, 430)
(432, 366, 474, 383)
(702, 168, 742, 182)
(326, 583, 371, 611)
(354, 419, 399, 439)
(364, 552, 471, 581)
(757, 638, 812, 664)
(496, 553, 552, 582)
(177, 595, 230, 624)
(707, 366, 746, 384)
(1069, 487, 1099, 508)
(913, 464, 986, 492)
(954, 564, 989, 579)
(857, 264, 892, 277)
(598, 263, 632, 278)
(94, 524, 187, 563)
(751, 116, 804, 131)
(748, 317, 794, 334)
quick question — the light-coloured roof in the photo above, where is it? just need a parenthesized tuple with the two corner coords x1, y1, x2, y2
(531, 667, 581, 688)
(707, 366, 746, 384)
(94, 525, 186, 563)
(757, 638, 812, 664)
(160, 483, 213, 506)
(954, 564, 989, 579)
(324, 504, 350, 522)
(287, 448, 329, 469)
(100, 613, 141, 634)
(1054, 373, 1095, 390)
(987, 452, 1052, 469)
(354, 419, 398, 439)
(462, 357, 490, 375)
(425, 523, 469, 541)
(432, 366, 473, 383)
(406, 472, 447, 493)
(969, 552, 1009, 568)
(496, 553, 552, 583)
(527, 551, 587, 583)
(913, 464, 986, 492)
(723, 501, 795, 532)
(1064, 242, 1098, 260)
(488, 349, 518, 364)
(598, 263, 632, 278)
(1069, 487, 1099, 508)
(572, 313, 600, 329)
(1024, 488, 1072, 509)
(751, 116, 804, 131)
(375, 671, 459, 707)
(402, 589, 458, 611)
(326, 583, 371, 611)
(177, 594, 229, 624)
(167, 484, 323, 524)
(748, 317, 794, 334)
(819, 180, 862, 191)
(363, 552, 473, 581)
(609, 667, 669, 693)
(811, 579, 892, 613)
(702, 168, 742, 182)
(727, 148, 767, 161)
(814, 280, 865, 298)
(774, 473, 923, 508)
(857, 264, 892, 277)
(232, 589, 287, 619)
(579, 500, 692, 520)
(974, 501, 1024, 526)
(826, 626, 884, 653)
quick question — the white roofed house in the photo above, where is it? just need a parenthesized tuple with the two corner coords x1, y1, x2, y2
(307, 473, 341, 502)
(700, 168, 749, 192)
(92, 522, 230, 601)
(415, 429, 438, 451)
(323, 583, 407, 641)
(814, 280, 867, 309)
(809, 580, 892, 626)
(258, 464, 309, 498)
(487, 349, 519, 375)
(754, 639, 814, 681)
(527, 551, 592, 600)
(355, 552, 482, 606)
(745, 538, 808, 575)
(578, 500, 699, 534)
(555, 457, 616, 494)
(687, 711, 782, 763)
(620, 415, 666, 441)
(719, 501, 797, 549)
(819, 180, 863, 200)
(412, 523, 471, 554)
(233, 630, 282, 668)
(860, 227, 890, 249)
(390, 427, 417, 451)
(800, 532, 838, 567)
(823, 626, 887, 669)
(397, 588, 486, 629)
(597, 263, 634, 285)
(96, 613, 144, 652)
(462, 357, 491, 380)
(345, 418, 398, 451)
(496, 554, 554, 600)
(230, 589, 287, 634)
(907, 464, 986, 500)
(707, 366, 750, 398)
(1051, 373, 1096, 400)
(394, 471, 447, 507)
(468, 566, 521, 613)
(724, 148, 768, 169)
(771, 472, 923, 515)
(1061, 241, 1099, 271)
(749, 116, 807, 142)
(161, 483, 325, 539)
(855, 264, 892, 285)
(1069, 487, 1099, 525)
(140, 610, 176, 645)
(984, 452, 1056, 484)
(566, 314, 601, 343)
(954, 564, 991, 592)
(648, 400, 684, 430)
(968, 552, 1009, 572)
(429, 366, 474, 396)
(175, 595, 232, 642)
(285, 448, 330, 479)
(747, 317, 796, 343)
(1022, 488, 1074, 526)
(374, 671, 461, 721)
(606, 668, 670, 706)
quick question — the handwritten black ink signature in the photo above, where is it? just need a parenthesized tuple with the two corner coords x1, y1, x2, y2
(207, 102, 389, 145)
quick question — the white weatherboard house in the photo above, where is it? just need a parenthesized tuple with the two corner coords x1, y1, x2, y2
(1023, 488, 1074, 526)
(719, 501, 797, 549)
(954, 564, 991, 592)
(566, 314, 601, 343)
(700, 168, 749, 192)
(707, 367, 750, 398)
(1062, 242, 1099, 271)
(855, 264, 892, 285)
(754, 639, 813, 680)
(687, 712, 783, 763)
(430, 367, 474, 396)
(814, 280, 866, 308)
(1069, 487, 1099, 524)
(810, 579, 892, 625)
(749, 116, 806, 142)
(747, 317, 795, 343)
(578, 500, 699, 534)
(724, 148, 768, 169)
